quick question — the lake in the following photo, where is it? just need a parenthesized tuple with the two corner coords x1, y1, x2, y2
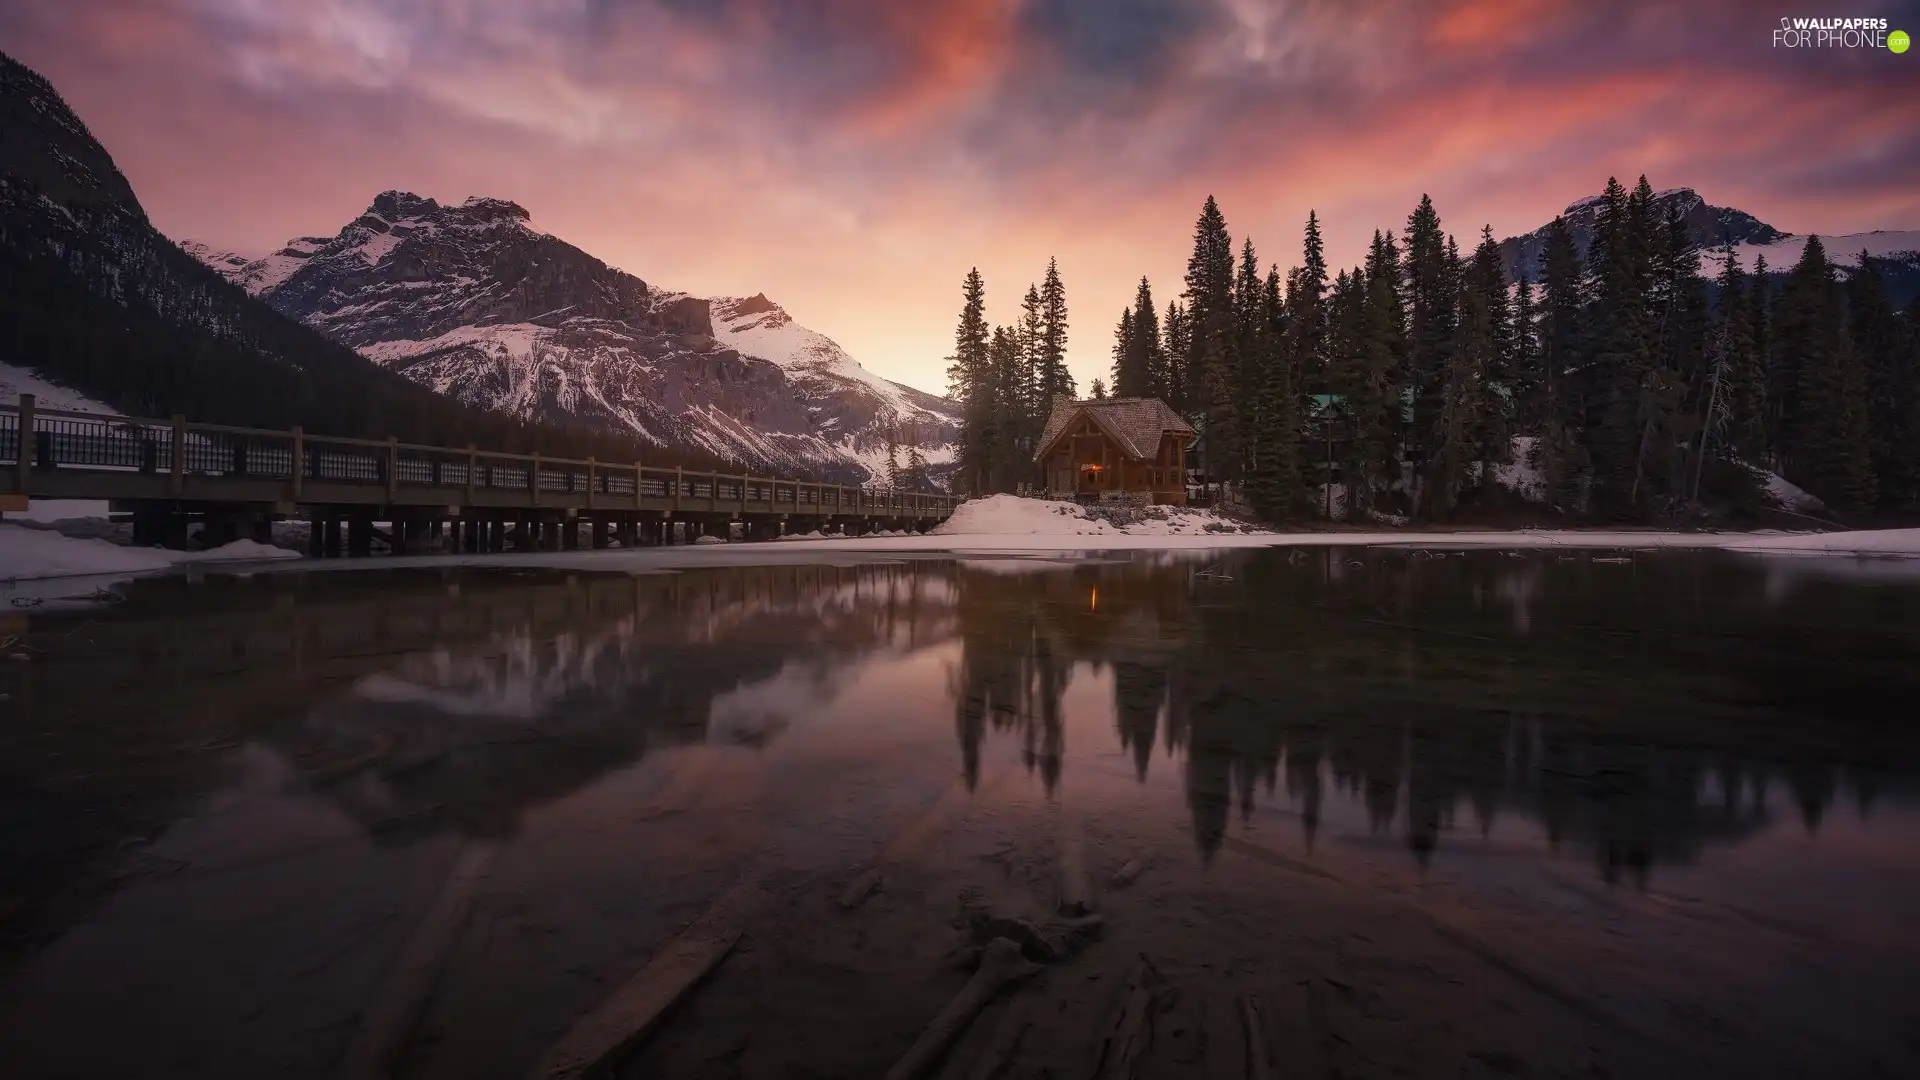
(2, 547, 1917, 1078)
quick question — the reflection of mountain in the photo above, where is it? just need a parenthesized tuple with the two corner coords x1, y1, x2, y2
(0, 565, 955, 952)
(947, 550, 1920, 881)
(274, 564, 956, 842)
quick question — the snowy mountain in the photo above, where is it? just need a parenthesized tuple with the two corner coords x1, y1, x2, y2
(1499, 187, 1786, 283)
(2, 49, 502, 441)
(184, 195, 958, 485)
(1501, 186, 1920, 305)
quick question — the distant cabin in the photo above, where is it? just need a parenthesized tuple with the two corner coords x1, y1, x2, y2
(1034, 396, 1197, 505)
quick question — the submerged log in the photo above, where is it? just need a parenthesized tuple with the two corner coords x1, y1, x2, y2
(336, 841, 498, 1080)
(1092, 957, 1158, 1080)
(531, 879, 768, 1080)
(883, 938, 1039, 1080)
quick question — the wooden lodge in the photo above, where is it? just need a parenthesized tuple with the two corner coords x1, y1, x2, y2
(1034, 396, 1197, 505)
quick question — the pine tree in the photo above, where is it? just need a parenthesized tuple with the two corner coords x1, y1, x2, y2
(987, 324, 1025, 492)
(1018, 282, 1047, 454)
(1748, 254, 1774, 464)
(1184, 196, 1239, 481)
(906, 440, 930, 490)
(1511, 274, 1541, 429)
(1126, 276, 1163, 398)
(1293, 212, 1329, 393)
(1402, 195, 1455, 514)
(1243, 263, 1298, 519)
(1469, 225, 1514, 475)
(1351, 229, 1408, 515)
(1846, 254, 1918, 511)
(885, 430, 901, 490)
(1431, 232, 1495, 513)
(1705, 245, 1761, 480)
(948, 268, 993, 493)
(1038, 258, 1075, 402)
(1778, 236, 1875, 513)
(1163, 300, 1191, 413)
(1582, 176, 1658, 511)
(1089, 377, 1108, 400)
(1110, 306, 1137, 395)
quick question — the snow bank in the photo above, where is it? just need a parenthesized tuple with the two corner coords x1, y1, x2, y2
(3, 499, 112, 524)
(1493, 436, 1547, 503)
(2, 363, 120, 414)
(1723, 529, 1920, 555)
(930, 495, 1259, 538)
(0, 525, 302, 581)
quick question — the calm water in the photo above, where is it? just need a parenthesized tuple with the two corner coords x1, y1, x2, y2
(2, 549, 1917, 1078)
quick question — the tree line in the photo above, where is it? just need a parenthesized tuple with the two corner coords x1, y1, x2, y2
(947, 176, 1920, 522)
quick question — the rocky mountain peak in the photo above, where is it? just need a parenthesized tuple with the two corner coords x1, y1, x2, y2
(182, 191, 958, 483)
(1502, 186, 1788, 283)
(0, 49, 143, 219)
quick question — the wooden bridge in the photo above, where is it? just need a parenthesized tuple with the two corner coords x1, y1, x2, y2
(1, 394, 956, 556)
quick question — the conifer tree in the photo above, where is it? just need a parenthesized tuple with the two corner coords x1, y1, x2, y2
(1184, 196, 1239, 480)
(1777, 236, 1875, 512)
(948, 268, 993, 492)
(1292, 212, 1329, 395)
(1468, 225, 1514, 474)
(987, 324, 1025, 491)
(1126, 276, 1163, 398)
(1243, 263, 1298, 518)
(1747, 254, 1774, 464)
(1090, 377, 1108, 400)
(1511, 274, 1541, 429)
(1846, 254, 1917, 511)
(1706, 246, 1762, 475)
(1110, 306, 1137, 395)
(1038, 258, 1075, 402)
(1430, 232, 1496, 512)
(1163, 300, 1192, 413)
(1350, 229, 1408, 514)
(1018, 282, 1046, 446)
(1402, 195, 1455, 513)
(1582, 176, 1659, 510)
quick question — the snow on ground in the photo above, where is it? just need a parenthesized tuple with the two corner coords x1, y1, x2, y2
(2, 362, 119, 414)
(1757, 468, 1824, 514)
(1732, 229, 1920, 270)
(930, 494, 1258, 538)
(1494, 436, 1547, 502)
(0, 525, 301, 582)
(3, 499, 111, 524)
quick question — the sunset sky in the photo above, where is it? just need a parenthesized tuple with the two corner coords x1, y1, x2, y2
(5, 0, 1917, 395)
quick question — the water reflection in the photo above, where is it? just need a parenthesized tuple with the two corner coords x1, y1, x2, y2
(4, 546, 1917, 959)
(946, 548, 1920, 884)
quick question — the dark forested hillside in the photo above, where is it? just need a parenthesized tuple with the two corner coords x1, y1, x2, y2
(0, 50, 730, 468)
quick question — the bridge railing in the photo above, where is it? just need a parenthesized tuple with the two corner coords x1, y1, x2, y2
(2, 396, 956, 515)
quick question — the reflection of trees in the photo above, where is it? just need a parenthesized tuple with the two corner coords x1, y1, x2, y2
(948, 549, 1920, 879)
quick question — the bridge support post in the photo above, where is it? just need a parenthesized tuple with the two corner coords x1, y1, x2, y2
(307, 512, 324, 557)
(14, 394, 33, 495)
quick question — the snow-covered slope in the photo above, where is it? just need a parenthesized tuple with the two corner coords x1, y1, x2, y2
(1729, 229, 1920, 269)
(1, 361, 119, 413)
(709, 293, 958, 480)
(183, 195, 959, 485)
(1500, 186, 1920, 305)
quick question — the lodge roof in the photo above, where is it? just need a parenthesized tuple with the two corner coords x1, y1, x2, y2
(1034, 396, 1197, 463)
